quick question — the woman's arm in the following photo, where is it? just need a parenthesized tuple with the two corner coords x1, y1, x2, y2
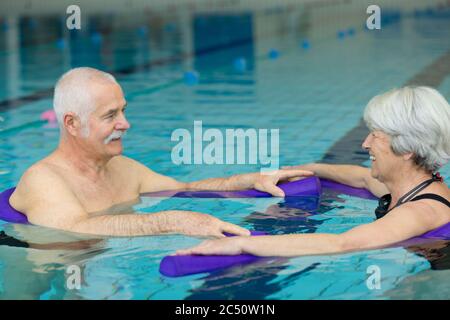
(176, 233, 345, 257)
(177, 202, 441, 257)
(283, 163, 388, 197)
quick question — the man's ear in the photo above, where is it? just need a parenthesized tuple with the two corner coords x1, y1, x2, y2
(63, 112, 81, 136)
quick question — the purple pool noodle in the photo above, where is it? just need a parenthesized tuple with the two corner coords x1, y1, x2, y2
(0, 187, 29, 224)
(1, 177, 448, 245)
(159, 231, 267, 277)
(320, 178, 377, 200)
(145, 176, 321, 198)
(223, 230, 266, 237)
(160, 254, 261, 278)
(420, 222, 450, 239)
(0, 177, 321, 225)
(283, 196, 320, 211)
(395, 222, 450, 247)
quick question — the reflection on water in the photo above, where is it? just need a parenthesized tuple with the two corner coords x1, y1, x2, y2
(0, 189, 449, 299)
(385, 241, 450, 299)
(0, 223, 106, 299)
(183, 192, 450, 300)
(407, 240, 450, 271)
(184, 194, 324, 300)
(0, 197, 149, 299)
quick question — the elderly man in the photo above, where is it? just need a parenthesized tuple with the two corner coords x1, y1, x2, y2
(9, 67, 309, 237)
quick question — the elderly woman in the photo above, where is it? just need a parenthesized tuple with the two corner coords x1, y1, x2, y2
(177, 86, 450, 257)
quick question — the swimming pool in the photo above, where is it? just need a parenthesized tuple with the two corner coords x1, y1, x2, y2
(0, 1, 449, 299)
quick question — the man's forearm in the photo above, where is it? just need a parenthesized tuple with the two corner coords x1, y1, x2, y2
(70, 211, 188, 237)
(186, 172, 258, 191)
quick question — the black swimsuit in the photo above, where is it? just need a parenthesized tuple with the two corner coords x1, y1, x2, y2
(375, 173, 450, 219)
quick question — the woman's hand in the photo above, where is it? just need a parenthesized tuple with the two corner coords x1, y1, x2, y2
(176, 237, 245, 256)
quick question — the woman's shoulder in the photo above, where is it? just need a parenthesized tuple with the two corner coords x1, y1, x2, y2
(414, 182, 450, 206)
(408, 183, 450, 226)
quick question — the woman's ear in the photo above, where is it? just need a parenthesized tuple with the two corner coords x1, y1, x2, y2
(403, 152, 414, 161)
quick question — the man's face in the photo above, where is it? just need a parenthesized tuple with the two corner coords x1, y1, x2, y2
(82, 82, 130, 158)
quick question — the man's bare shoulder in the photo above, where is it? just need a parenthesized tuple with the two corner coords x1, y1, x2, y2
(109, 156, 184, 193)
(19, 160, 63, 187)
(11, 160, 69, 209)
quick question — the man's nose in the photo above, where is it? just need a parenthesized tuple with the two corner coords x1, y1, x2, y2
(116, 114, 130, 131)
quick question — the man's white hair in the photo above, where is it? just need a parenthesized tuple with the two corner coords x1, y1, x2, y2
(363, 86, 450, 172)
(53, 67, 118, 137)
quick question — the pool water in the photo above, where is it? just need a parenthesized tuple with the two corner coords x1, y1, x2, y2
(0, 2, 449, 299)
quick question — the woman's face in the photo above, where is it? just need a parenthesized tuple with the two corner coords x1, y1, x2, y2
(362, 131, 403, 182)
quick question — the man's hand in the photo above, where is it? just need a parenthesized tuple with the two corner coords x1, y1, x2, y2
(176, 212, 250, 238)
(253, 169, 314, 197)
(176, 236, 244, 255)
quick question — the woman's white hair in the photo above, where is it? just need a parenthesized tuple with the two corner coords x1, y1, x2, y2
(53, 67, 117, 137)
(363, 86, 450, 172)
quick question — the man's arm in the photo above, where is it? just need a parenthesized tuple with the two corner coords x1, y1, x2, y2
(128, 156, 314, 197)
(283, 163, 389, 197)
(11, 167, 249, 237)
(118, 156, 187, 193)
(184, 169, 313, 197)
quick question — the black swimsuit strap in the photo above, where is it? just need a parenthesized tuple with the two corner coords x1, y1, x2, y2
(395, 178, 436, 206)
(374, 173, 444, 219)
(410, 193, 450, 207)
